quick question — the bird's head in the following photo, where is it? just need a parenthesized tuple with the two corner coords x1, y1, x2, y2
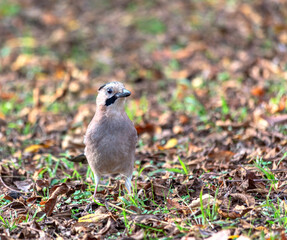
(96, 81, 131, 114)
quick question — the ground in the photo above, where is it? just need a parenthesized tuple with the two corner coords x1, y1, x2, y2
(1, 0, 287, 239)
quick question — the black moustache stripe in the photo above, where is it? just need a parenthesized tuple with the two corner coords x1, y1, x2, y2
(105, 95, 118, 106)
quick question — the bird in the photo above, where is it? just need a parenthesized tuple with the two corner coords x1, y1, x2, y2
(70, 82, 137, 198)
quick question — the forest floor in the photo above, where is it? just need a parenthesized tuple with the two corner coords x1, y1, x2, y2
(1, 0, 287, 239)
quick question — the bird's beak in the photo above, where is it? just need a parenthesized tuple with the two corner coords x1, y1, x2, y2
(115, 89, 131, 98)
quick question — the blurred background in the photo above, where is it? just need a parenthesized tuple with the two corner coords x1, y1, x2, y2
(1, 0, 287, 160)
(1, 0, 287, 236)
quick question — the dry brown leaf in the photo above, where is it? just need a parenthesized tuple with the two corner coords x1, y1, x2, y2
(11, 54, 33, 71)
(173, 125, 184, 134)
(255, 226, 268, 233)
(14, 179, 34, 192)
(219, 193, 255, 219)
(151, 182, 169, 197)
(135, 123, 155, 135)
(0, 92, 16, 100)
(251, 86, 265, 97)
(41, 12, 58, 25)
(167, 198, 182, 209)
(45, 119, 68, 133)
(44, 183, 69, 216)
(170, 70, 189, 80)
(153, 42, 206, 61)
(46, 75, 71, 105)
(36, 179, 50, 191)
(208, 150, 235, 162)
(179, 114, 189, 124)
(189, 194, 215, 209)
(263, 114, 287, 126)
(218, 208, 242, 219)
(206, 230, 230, 240)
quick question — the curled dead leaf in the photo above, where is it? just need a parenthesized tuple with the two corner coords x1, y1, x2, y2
(44, 183, 69, 216)
(14, 179, 34, 192)
(219, 193, 255, 219)
(189, 194, 216, 209)
(218, 208, 242, 219)
(36, 179, 50, 191)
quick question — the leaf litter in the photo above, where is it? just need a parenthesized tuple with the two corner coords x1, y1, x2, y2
(1, 0, 287, 239)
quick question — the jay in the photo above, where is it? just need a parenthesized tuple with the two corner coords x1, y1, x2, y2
(72, 82, 137, 197)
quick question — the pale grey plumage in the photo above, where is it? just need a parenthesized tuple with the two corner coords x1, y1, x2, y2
(84, 82, 137, 197)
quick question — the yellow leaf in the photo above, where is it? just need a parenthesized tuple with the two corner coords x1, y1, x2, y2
(78, 213, 109, 223)
(0, 112, 5, 120)
(158, 138, 178, 150)
(6, 37, 37, 48)
(11, 55, 32, 71)
(24, 144, 44, 153)
(255, 226, 268, 233)
(24, 140, 54, 153)
(280, 200, 287, 212)
(229, 235, 240, 239)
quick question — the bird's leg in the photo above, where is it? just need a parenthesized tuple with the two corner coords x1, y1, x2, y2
(124, 175, 133, 194)
(93, 174, 101, 198)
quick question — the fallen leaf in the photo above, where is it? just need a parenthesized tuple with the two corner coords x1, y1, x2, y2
(263, 114, 287, 126)
(0, 92, 16, 100)
(44, 183, 69, 216)
(219, 193, 255, 219)
(251, 86, 265, 97)
(24, 144, 45, 153)
(24, 140, 55, 153)
(206, 230, 230, 240)
(78, 207, 109, 223)
(135, 123, 155, 135)
(78, 213, 110, 223)
(14, 179, 34, 192)
(36, 179, 50, 191)
(255, 226, 268, 233)
(153, 184, 169, 197)
(157, 138, 178, 150)
(208, 150, 235, 162)
(189, 194, 215, 209)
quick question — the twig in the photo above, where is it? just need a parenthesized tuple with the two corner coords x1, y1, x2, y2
(226, 179, 284, 182)
(106, 201, 176, 227)
(0, 175, 23, 193)
(105, 201, 136, 215)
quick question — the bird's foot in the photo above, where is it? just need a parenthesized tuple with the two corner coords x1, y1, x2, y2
(85, 195, 105, 212)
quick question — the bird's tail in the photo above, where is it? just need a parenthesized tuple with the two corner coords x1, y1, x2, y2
(68, 154, 88, 163)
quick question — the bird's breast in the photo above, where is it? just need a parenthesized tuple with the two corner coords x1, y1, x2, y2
(84, 116, 136, 175)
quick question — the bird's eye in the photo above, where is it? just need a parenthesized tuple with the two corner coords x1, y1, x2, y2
(107, 88, 113, 94)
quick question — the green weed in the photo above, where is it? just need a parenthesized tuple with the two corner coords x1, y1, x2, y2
(0, 0, 20, 17)
(136, 18, 166, 35)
